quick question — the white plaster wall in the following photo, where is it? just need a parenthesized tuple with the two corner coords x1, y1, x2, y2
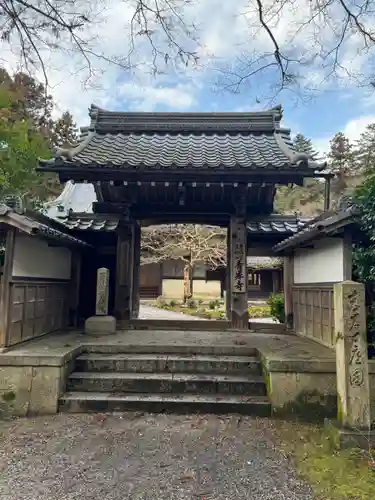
(293, 238, 344, 284)
(12, 234, 71, 280)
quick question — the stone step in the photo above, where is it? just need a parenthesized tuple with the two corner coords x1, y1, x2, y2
(59, 392, 271, 416)
(119, 319, 232, 331)
(76, 353, 262, 375)
(67, 372, 267, 396)
(83, 344, 258, 356)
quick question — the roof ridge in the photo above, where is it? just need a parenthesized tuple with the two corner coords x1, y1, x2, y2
(87, 103, 284, 134)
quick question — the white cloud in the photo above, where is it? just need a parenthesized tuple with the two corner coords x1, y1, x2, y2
(118, 82, 197, 110)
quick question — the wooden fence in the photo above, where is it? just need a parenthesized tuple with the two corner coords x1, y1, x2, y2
(6, 280, 69, 347)
(292, 284, 335, 348)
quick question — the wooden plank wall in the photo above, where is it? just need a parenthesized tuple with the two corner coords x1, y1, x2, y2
(292, 284, 335, 348)
(7, 280, 69, 346)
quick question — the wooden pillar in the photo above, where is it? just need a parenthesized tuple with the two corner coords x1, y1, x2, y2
(225, 224, 232, 320)
(132, 222, 141, 319)
(272, 270, 279, 293)
(343, 231, 353, 281)
(69, 250, 82, 327)
(114, 224, 134, 320)
(0, 227, 15, 350)
(283, 254, 294, 329)
(324, 177, 331, 211)
(229, 216, 248, 329)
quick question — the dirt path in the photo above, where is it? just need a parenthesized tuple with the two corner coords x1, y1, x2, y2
(0, 413, 313, 500)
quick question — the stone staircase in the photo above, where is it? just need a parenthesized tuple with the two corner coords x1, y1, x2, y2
(59, 345, 271, 415)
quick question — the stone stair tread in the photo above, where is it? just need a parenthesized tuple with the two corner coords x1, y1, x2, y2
(77, 353, 259, 363)
(60, 391, 270, 405)
(68, 371, 264, 383)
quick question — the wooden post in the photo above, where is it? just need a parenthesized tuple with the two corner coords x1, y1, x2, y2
(0, 227, 16, 350)
(334, 281, 371, 429)
(229, 216, 248, 329)
(225, 224, 232, 320)
(114, 224, 134, 320)
(283, 254, 294, 329)
(132, 222, 141, 319)
(69, 250, 82, 327)
(324, 177, 331, 211)
(343, 231, 353, 281)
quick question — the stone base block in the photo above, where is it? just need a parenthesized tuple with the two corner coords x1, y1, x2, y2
(85, 315, 116, 335)
(325, 419, 375, 449)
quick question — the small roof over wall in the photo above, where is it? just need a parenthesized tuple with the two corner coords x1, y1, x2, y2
(273, 203, 358, 252)
(0, 204, 90, 247)
(247, 256, 283, 269)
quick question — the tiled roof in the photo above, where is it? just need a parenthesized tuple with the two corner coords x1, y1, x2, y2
(40, 105, 325, 172)
(247, 216, 310, 234)
(62, 217, 119, 231)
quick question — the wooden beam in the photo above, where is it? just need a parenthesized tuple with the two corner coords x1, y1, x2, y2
(283, 255, 294, 330)
(0, 227, 16, 350)
(69, 250, 82, 327)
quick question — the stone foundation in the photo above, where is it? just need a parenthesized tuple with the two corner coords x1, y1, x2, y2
(0, 356, 75, 416)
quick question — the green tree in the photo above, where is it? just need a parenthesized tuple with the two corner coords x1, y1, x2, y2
(293, 133, 319, 160)
(51, 111, 79, 148)
(327, 132, 354, 196)
(0, 88, 51, 203)
(354, 123, 375, 173)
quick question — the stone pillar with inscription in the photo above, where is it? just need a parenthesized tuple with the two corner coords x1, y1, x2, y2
(85, 267, 116, 335)
(229, 216, 248, 329)
(334, 281, 371, 430)
(96, 267, 109, 315)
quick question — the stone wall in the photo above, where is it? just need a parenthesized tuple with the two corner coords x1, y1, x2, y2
(0, 352, 76, 416)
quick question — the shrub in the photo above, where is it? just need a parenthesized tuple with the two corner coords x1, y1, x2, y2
(186, 298, 196, 308)
(267, 293, 285, 323)
(208, 300, 217, 310)
(248, 305, 271, 318)
(156, 295, 167, 308)
(198, 299, 204, 306)
(169, 299, 178, 307)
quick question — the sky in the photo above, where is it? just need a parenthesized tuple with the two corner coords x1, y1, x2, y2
(2, 0, 375, 155)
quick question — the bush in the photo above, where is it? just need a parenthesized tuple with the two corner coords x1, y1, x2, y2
(156, 295, 167, 308)
(186, 298, 196, 308)
(169, 299, 178, 307)
(248, 305, 271, 318)
(267, 293, 285, 323)
(208, 300, 217, 310)
(198, 299, 204, 306)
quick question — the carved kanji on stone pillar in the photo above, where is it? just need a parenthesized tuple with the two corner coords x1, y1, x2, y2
(229, 216, 248, 329)
(334, 281, 371, 430)
(132, 222, 141, 319)
(114, 224, 134, 320)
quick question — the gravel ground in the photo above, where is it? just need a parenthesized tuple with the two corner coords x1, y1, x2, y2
(0, 413, 314, 500)
(139, 305, 203, 320)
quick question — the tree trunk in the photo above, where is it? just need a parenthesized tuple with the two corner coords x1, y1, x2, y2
(183, 263, 193, 303)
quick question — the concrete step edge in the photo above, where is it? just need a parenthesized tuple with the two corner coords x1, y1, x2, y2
(77, 353, 260, 363)
(60, 391, 270, 405)
(68, 372, 266, 383)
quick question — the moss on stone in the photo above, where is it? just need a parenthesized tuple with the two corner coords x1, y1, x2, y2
(274, 389, 337, 422)
(2, 391, 16, 403)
